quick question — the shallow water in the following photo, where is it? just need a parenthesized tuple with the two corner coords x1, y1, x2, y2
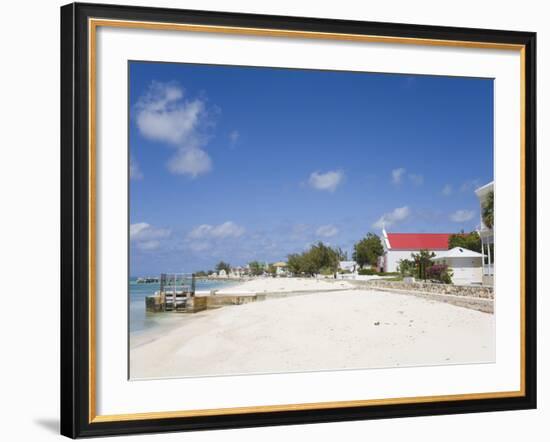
(129, 277, 238, 333)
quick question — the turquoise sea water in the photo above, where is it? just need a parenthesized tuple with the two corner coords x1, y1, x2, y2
(129, 277, 238, 333)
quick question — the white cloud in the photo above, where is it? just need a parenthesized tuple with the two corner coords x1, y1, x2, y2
(391, 168, 406, 184)
(392, 168, 423, 186)
(308, 170, 344, 192)
(130, 222, 171, 240)
(130, 156, 143, 180)
(135, 81, 212, 178)
(136, 240, 161, 251)
(408, 173, 424, 186)
(188, 221, 245, 240)
(450, 210, 475, 222)
(229, 130, 240, 146)
(167, 147, 212, 177)
(316, 224, 339, 238)
(188, 225, 214, 239)
(130, 222, 149, 238)
(442, 184, 453, 196)
(135, 81, 202, 145)
(373, 206, 411, 229)
(130, 222, 171, 251)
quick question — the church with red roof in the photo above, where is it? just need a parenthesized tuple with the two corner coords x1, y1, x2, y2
(379, 229, 454, 272)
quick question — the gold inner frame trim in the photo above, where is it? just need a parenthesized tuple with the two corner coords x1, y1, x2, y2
(88, 18, 527, 424)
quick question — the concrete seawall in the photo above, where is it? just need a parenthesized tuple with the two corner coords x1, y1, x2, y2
(357, 280, 494, 313)
(197, 288, 351, 308)
(166, 282, 494, 314)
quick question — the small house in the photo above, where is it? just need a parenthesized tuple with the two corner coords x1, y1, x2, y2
(434, 247, 484, 285)
(272, 261, 288, 276)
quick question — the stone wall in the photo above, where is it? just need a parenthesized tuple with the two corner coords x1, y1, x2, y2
(364, 279, 494, 299)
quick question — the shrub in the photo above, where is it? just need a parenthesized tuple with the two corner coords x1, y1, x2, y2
(358, 268, 377, 275)
(426, 264, 453, 284)
(411, 249, 436, 280)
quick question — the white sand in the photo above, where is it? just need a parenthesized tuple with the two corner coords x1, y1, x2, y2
(130, 289, 494, 379)
(215, 277, 354, 294)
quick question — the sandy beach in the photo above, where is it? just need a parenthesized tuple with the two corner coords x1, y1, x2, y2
(130, 278, 494, 379)
(214, 277, 355, 294)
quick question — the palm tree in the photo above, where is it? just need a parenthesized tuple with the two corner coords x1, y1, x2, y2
(482, 191, 494, 229)
(411, 249, 435, 280)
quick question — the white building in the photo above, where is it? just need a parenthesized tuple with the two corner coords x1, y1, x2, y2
(339, 261, 358, 273)
(434, 247, 484, 285)
(229, 266, 245, 278)
(379, 229, 453, 273)
(475, 181, 494, 286)
(272, 261, 288, 276)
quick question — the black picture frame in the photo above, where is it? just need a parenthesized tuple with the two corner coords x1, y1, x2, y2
(61, 2, 537, 438)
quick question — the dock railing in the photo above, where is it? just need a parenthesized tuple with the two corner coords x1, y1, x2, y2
(146, 273, 196, 312)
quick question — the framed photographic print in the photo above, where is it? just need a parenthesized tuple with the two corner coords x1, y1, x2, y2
(60, 2, 537, 438)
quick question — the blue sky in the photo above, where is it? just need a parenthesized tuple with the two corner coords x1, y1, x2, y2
(129, 61, 493, 275)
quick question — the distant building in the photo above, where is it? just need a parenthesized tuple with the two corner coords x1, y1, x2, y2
(218, 269, 227, 278)
(475, 181, 494, 286)
(272, 261, 288, 276)
(434, 247, 484, 285)
(339, 261, 358, 273)
(229, 266, 245, 278)
(379, 229, 453, 273)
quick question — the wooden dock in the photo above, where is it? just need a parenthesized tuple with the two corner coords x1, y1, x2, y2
(145, 273, 206, 313)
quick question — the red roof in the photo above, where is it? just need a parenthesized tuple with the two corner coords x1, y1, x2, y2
(386, 233, 452, 250)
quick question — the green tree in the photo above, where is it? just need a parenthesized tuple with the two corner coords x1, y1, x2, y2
(215, 261, 231, 274)
(286, 253, 303, 275)
(482, 190, 494, 229)
(303, 242, 336, 275)
(352, 233, 383, 268)
(449, 231, 481, 253)
(411, 249, 435, 280)
(397, 259, 415, 277)
(286, 242, 342, 276)
(248, 261, 264, 276)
